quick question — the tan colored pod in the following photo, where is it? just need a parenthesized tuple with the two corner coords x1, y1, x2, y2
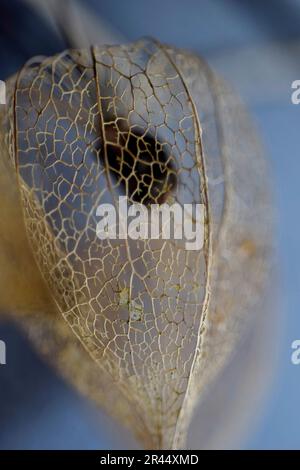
(0, 39, 272, 449)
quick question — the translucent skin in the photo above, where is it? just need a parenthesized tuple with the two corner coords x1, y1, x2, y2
(0, 39, 271, 449)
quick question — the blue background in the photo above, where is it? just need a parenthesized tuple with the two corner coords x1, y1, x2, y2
(0, 0, 299, 449)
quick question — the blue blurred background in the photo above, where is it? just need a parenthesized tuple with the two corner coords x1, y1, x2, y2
(0, 0, 299, 449)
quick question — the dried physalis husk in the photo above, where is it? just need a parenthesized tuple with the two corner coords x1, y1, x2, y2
(0, 39, 272, 449)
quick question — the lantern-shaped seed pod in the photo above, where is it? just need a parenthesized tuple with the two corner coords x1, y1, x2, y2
(0, 38, 272, 449)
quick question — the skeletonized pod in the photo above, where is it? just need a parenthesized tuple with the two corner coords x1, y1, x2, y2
(0, 39, 272, 449)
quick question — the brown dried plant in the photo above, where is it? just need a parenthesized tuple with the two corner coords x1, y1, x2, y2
(0, 39, 271, 449)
